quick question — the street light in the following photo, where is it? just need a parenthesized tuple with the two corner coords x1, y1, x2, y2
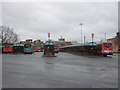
(105, 33, 106, 42)
(79, 23, 83, 43)
(84, 36, 86, 43)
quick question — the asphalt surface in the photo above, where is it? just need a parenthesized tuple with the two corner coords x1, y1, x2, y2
(2, 52, 118, 88)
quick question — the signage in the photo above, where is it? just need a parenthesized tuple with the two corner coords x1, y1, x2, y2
(48, 33, 50, 37)
(92, 33, 94, 38)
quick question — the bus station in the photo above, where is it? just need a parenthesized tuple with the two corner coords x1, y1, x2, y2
(1, 2, 119, 89)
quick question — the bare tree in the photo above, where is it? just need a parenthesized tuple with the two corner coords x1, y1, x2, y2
(0, 25, 19, 43)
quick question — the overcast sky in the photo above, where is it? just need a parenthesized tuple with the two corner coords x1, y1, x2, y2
(2, 2, 118, 43)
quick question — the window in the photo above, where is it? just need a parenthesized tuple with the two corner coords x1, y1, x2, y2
(24, 44, 31, 48)
(104, 43, 112, 48)
(4, 45, 9, 48)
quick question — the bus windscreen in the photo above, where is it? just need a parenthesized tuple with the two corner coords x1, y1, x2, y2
(24, 44, 31, 48)
(104, 43, 112, 48)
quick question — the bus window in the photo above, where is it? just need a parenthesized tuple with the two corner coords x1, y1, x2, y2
(4, 45, 9, 48)
(104, 43, 112, 48)
(24, 44, 31, 48)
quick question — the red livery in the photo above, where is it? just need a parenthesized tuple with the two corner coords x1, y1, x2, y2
(3, 44, 13, 53)
(34, 48, 39, 52)
(97, 42, 113, 56)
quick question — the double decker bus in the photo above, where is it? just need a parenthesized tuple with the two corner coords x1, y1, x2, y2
(24, 43, 34, 54)
(97, 42, 113, 56)
(2, 44, 13, 53)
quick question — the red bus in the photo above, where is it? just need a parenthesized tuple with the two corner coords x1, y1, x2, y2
(3, 44, 13, 53)
(97, 42, 113, 56)
(54, 45, 59, 53)
(34, 48, 39, 52)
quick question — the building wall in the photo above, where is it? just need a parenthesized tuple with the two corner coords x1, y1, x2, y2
(107, 32, 120, 51)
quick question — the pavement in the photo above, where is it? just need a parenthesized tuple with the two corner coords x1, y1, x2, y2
(2, 52, 118, 88)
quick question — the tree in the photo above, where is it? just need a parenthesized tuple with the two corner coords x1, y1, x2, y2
(0, 25, 19, 43)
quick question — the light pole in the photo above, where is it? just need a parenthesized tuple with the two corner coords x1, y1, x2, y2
(79, 23, 83, 43)
(84, 36, 86, 43)
(105, 33, 106, 42)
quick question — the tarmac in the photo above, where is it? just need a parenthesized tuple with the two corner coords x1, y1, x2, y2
(2, 52, 118, 88)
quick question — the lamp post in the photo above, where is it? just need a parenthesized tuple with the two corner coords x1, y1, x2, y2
(48, 33, 50, 41)
(105, 33, 106, 42)
(79, 23, 83, 43)
(84, 36, 86, 43)
(92, 33, 94, 45)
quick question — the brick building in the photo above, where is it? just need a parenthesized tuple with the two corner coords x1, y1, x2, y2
(107, 32, 120, 51)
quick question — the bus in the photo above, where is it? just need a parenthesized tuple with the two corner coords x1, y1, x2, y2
(34, 47, 39, 52)
(54, 45, 59, 53)
(97, 42, 113, 56)
(24, 43, 34, 54)
(2, 44, 13, 53)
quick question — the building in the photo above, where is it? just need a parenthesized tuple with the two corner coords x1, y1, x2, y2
(34, 39, 44, 48)
(26, 39, 33, 44)
(19, 39, 33, 44)
(19, 41, 26, 44)
(107, 32, 120, 51)
(59, 37, 65, 42)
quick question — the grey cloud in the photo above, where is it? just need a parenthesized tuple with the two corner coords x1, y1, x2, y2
(2, 2, 118, 42)
(0, 2, 1, 43)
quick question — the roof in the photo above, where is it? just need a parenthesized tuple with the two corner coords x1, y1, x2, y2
(13, 43, 24, 46)
(45, 42, 54, 45)
(60, 42, 97, 48)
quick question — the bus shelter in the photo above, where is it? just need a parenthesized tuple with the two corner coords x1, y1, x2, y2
(13, 43, 24, 53)
(43, 42, 56, 57)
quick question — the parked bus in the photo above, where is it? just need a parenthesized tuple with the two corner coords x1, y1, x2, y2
(2, 44, 13, 53)
(97, 42, 113, 56)
(34, 47, 39, 52)
(54, 45, 59, 53)
(24, 43, 34, 54)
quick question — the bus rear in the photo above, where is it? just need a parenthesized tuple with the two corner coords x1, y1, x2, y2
(34, 47, 39, 52)
(3, 45, 13, 53)
(97, 42, 113, 56)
